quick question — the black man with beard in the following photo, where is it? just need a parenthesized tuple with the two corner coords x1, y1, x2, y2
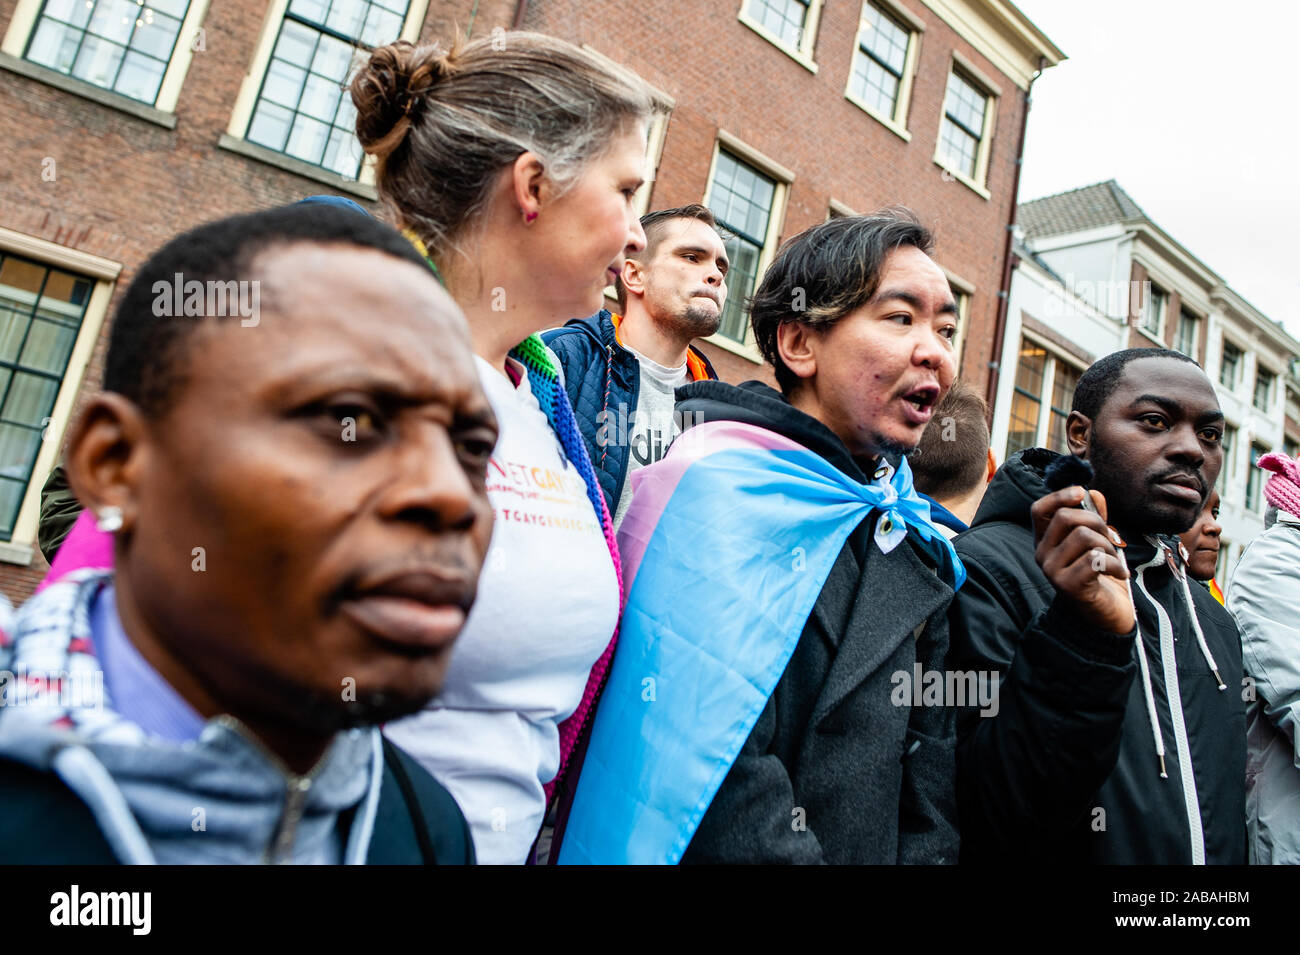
(948, 347, 1245, 863)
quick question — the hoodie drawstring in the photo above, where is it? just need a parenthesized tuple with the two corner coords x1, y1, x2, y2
(1125, 536, 1227, 781)
(1126, 568, 1169, 779)
(1176, 569, 1227, 690)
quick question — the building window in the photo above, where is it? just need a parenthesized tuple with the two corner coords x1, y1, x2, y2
(1220, 339, 1242, 389)
(1254, 367, 1275, 412)
(1140, 283, 1167, 338)
(1217, 424, 1236, 493)
(847, 2, 916, 128)
(0, 251, 93, 539)
(739, 0, 822, 66)
(1245, 443, 1269, 512)
(244, 0, 411, 179)
(1174, 308, 1198, 358)
(1285, 436, 1299, 460)
(937, 69, 989, 182)
(23, 0, 192, 105)
(1006, 338, 1080, 456)
(745, 0, 809, 48)
(707, 149, 778, 344)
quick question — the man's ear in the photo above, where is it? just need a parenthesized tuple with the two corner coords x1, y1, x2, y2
(985, 447, 997, 484)
(510, 151, 548, 220)
(776, 320, 818, 384)
(1065, 410, 1091, 457)
(620, 258, 647, 300)
(64, 393, 150, 536)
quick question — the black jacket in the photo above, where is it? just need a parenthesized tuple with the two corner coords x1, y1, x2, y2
(0, 738, 475, 864)
(542, 311, 716, 512)
(948, 447, 1246, 864)
(675, 381, 960, 864)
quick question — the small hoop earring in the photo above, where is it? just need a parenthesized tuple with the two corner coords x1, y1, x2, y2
(96, 506, 123, 533)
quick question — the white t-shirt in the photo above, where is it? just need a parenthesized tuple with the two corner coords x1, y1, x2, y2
(612, 346, 690, 529)
(384, 355, 619, 864)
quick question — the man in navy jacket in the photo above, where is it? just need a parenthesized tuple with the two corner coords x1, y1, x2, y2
(543, 205, 723, 526)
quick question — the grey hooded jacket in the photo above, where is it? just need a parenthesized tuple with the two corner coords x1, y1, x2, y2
(1227, 509, 1300, 864)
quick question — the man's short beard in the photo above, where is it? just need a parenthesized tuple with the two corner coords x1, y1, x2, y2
(676, 301, 721, 338)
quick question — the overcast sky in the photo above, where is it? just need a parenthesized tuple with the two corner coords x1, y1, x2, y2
(1012, 0, 1300, 343)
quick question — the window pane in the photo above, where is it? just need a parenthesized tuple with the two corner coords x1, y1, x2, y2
(87, 0, 137, 45)
(72, 33, 126, 89)
(289, 0, 330, 22)
(114, 49, 166, 102)
(322, 126, 363, 177)
(262, 58, 307, 109)
(2, 372, 60, 427)
(149, 0, 192, 18)
(748, 0, 809, 48)
(860, 3, 909, 74)
(1007, 390, 1041, 455)
(26, 19, 82, 72)
(41, 0, 94, 29)
(849, 54, 901, 117)
(131, 10, 183, 60)
(360, 4, 404, 46)
(285, 113, 331, 163)
(298, 71, 342, 122)
(1014, 342, 1047, 394)
(326, 0, 370, 39)
(0, 478, 25, 539)
(274, 20, 318, 67)
(945, 71, 986, 136)
(18, 320, 77, 376)
(247, 100, 293, 151)
(311, 33, 356, 81)
(717, 236, 761, 342)
(709, 152, 776, 245)
(939, 119, 978, 178)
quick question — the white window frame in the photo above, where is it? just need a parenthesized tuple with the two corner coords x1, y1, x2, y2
(2, 0, 212, 117)
(843, 0, 923, 143)
(1219, 336, 1245, 391)
(933, 52, 999, 200)
(737, 0, 824, 74)
(1005, 333, 1084, 457)
(223, 0, 430, 189)
(942, 266, 974, 376)
(1140, 282, 1168, 340)
(1254, 365, 1277, 413)
(701, 131, 794, 363)
(0, 227, 120, 564)
(1173, 306, 1200, 359)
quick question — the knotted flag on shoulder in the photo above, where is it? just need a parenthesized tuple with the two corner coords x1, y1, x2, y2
(557, 419, 963, 864)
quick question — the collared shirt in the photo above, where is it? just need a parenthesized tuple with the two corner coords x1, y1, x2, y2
(89, 583, 206, 744)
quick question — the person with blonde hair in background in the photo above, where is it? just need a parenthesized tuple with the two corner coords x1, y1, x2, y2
(349, 32, 659, 864)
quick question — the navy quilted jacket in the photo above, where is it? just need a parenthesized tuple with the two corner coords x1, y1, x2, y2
(542, 310, 717, 511)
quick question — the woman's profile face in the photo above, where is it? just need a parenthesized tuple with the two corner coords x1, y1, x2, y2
(532, 122, 648, 320)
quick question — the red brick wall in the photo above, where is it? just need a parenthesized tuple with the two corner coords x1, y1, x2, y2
(0, 0, 391, 603)
(511, 0, 1028, 397)
(0, 0, 1033, 603)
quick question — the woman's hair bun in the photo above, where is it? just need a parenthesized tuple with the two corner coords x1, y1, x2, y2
(351, 40, 453, 162)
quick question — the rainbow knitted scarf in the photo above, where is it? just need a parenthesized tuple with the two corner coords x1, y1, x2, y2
(406, 233, 623, 800)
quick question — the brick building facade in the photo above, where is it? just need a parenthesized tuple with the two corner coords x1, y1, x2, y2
(0, 0, 1060, 603)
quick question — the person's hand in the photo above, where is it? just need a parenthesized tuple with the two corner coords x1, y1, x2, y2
(1031, 487, 1136, 635)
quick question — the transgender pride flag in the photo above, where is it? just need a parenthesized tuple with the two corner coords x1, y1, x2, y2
(557, 420, 962, 865)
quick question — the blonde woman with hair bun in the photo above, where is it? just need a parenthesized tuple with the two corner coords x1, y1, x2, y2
(353, 31, 659, 864)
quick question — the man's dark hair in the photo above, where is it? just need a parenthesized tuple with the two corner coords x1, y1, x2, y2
(910, 381, 990, 501)
(615, 204, 720, 310)
(1072, 347, 1199, 420)
(749, 209, 935, 394)
(105, 204, 433, 417)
